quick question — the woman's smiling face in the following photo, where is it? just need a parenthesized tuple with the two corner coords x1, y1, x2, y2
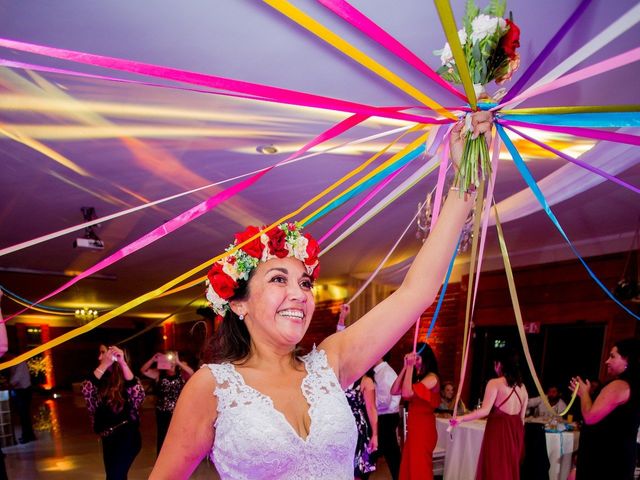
(236, 256, 316, 348)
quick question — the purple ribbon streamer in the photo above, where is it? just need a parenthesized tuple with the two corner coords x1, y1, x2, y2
(502, 0, 593, 102)
(498, 119, 640, 147)
(500, 123, 640, 196)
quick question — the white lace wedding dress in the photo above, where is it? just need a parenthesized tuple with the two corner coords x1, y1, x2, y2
(205, 347, 357, 479)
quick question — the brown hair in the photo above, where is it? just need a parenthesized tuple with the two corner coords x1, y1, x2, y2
(202, 279, 252, 364)
(97, 345, 128, 413)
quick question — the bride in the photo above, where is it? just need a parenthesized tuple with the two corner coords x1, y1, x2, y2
(150, 112, 492, 479)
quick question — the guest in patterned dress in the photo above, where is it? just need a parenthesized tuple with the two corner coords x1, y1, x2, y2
(141, 351, 194, 454)
(82, 344, 145, 480)
(345, 368, 378, 479)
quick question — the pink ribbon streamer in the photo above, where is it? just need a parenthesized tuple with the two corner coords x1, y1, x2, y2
(0, 58, 270, 102)
(4, 113, 368, 321)
(498, 119, 640, 146)
(429, 127, 454, 228)
(317, 0, 467, 102)
(497, 46, 640, 110)
(470, 135, 501, 320)
(318, 163, 410, 244)
(0, 37, 451, 125)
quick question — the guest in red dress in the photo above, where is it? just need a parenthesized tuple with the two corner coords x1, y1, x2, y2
(392, 342, 440, 480)
(449, 348, 528, 480)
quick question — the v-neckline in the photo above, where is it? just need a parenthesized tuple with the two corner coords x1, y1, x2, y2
(229, 356, 314, 443)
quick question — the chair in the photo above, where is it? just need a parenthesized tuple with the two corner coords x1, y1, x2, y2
(432, 445, 446, 476)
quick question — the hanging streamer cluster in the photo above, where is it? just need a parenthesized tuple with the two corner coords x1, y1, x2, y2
(0, 1, 638, 419)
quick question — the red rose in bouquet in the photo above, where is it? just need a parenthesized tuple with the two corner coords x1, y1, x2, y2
(235, 225, 264, 258)
(207, 262, 238, 299)
(500, 19, 520, 59)
(266, 227, 289, 258)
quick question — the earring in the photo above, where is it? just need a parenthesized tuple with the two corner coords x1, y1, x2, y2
(238, 314, 245, 321)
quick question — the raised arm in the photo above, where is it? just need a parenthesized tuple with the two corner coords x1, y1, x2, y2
(390, 363, 408, 397)
(175, 352, 194, 378)
(110, 346, 134, 381)
(320, 113, 491, 386)
(141, 353, 161, 380)
(395, 353, 418, 400)
(150, 368, 218, 479)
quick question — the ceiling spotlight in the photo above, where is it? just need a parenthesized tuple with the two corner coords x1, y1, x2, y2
(256, 144, 278, 155)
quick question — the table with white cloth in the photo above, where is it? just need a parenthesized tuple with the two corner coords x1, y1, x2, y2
(435, 417, 580, 480)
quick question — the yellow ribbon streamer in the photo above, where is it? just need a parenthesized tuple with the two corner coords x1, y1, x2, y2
(494, 204, 578, 417)
(0, 125, 90, 176)
(452, 180, 485, 416)
(461, 180, 485, 356)
(502, 104, 640, 115)
(433, 0, 477, 110)
(263, 0, 457, 120)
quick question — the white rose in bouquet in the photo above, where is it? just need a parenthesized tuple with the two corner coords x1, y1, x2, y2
(471, 14, 507, 43)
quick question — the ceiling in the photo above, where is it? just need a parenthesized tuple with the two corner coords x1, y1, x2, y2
(0, 0, 638, 327)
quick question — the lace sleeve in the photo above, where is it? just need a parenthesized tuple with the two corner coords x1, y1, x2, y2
(81, 379, 100, 425)
(126, 378, 146, 416)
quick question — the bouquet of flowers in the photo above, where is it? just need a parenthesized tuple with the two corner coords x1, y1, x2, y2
(434, 0, 520, 193)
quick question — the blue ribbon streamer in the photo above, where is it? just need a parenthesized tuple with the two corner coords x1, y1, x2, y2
(0, 284, 92, 313)
(417, 235, 461, 355)
(499, 112, 640, 127)
(302, 143, 426, 226)
(496, 125, 640, 321)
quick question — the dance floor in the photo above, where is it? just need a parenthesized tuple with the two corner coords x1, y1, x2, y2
(3, 391, 394, 479)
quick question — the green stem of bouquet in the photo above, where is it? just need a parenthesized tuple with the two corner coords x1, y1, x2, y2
(453, 132, 492, 195)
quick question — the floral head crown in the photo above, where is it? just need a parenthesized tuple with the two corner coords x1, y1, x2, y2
(206, 222, 320, 316)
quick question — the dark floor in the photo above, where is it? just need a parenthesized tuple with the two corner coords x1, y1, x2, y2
(3, 391, 394, 479)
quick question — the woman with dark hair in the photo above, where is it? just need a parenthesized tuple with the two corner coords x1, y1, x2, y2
(82, 344, 145, 480)
(141, 351, 194, 454)
(345, 368, 378, 480)
(149, 111, 492, 480)
(570, 337, 640, 480)
(449, 348, 528, 480)
(391, 342, 440, 480)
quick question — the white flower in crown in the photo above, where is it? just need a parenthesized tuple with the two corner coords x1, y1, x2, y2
(222, 256, 241, 282)
(291, 235, 309, 262)
(205, 282, 229, 316)
(471, 14, 506, 43)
